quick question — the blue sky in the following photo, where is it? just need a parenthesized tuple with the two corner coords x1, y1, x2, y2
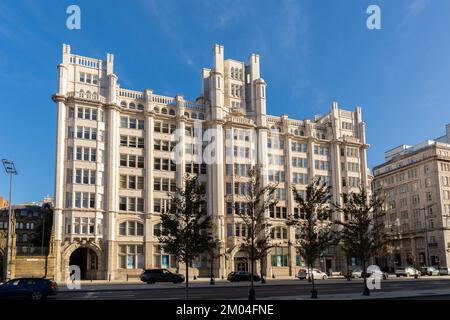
(0, 0, 449, 203)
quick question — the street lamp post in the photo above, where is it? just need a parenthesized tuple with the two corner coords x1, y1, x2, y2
(2, 159, 18, 282)
(41, 215, 45, 256)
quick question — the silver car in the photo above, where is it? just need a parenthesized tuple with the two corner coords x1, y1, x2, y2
(395, 266, 421, 278)
(351, 268, 363, 278)
(438, 267, 450, 276)
(298, 268, 328, 280)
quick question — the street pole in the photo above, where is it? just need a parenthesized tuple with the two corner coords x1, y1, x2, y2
(41, 215, 45, 256)
(5, 173, 13, 281)
(2, 159, 17, 282)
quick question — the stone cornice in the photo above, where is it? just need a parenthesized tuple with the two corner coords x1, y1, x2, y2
(52, 94, 66, 103)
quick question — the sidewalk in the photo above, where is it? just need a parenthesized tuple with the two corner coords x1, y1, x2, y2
(263, 288, 450, 300)
(62, 275, 344, 286)
(58, 277, 306, 293)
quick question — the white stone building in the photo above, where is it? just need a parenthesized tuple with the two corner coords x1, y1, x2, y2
(373, 124, 450, 270)
(52, 44, 370, 281)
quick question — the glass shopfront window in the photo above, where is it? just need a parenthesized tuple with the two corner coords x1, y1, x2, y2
(119, 245, 144, 269)
(271, 247, 289, 267)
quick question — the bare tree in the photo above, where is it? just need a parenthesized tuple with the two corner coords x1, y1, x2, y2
(289, 178, 338, 299)
(158, 174, 216, 300)
(334, 188, 386, 296)
(235, 164, 278, 300)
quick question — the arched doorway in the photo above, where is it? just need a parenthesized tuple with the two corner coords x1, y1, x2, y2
(69, 247, 98, 280)
(234, 251, 249, 272)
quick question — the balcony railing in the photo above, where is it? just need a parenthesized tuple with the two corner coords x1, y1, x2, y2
(67, 91, 105, 103)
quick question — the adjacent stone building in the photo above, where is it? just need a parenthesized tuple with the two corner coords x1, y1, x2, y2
(52, 44, 370, 281)
(373, 124, 450, 269)
(0, 203, 53, 280)
(0, 196, 9, 209)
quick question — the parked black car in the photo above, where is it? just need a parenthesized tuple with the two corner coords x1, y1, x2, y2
(227, 271, 261, 282)
(0, 278, 58, 300)
(140, 269, 185, 284)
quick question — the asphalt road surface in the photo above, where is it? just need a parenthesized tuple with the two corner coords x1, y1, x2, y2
(52, 277, 450, 300)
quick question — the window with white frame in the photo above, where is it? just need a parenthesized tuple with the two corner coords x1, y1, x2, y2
(118, 245, 144, 269)
(119, 221, 144, 236)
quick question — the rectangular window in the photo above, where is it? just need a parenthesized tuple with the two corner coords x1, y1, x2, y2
(120, 154, 127, 166)
(129, 136, 137, 148)
(129, 118, 137, 129)
(120, 116, 128, 128)
(119, 197, 127, 211)
(137, 198, 144, 212)
(120, 135, 128, 146)
(75, 192, 81, 208)
(120, 175, 127, 189)
(154, 158, 161, 170)
(128, 155, 136, 168)
(138, 176, 144, 190)
(128, 197, 136, 211)
(137, 156, 144, 169)
(138, 138, 144, 148)
(91, 148, 96, 162)
(89, 193, 95, 209)
(129, 176, 136, 189)
(82, 192, 89, 208)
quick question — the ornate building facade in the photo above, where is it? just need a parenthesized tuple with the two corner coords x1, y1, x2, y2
(373, 124, 450, 270)
(52, 44, 370, 281)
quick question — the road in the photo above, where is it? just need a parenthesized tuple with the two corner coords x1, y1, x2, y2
(52, 277, 450, 300)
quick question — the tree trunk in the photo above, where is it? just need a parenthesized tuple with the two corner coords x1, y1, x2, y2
(249, 239, 255, 300)
(362, 258, 369, 296)
(185, 255, 189, 300)
(260, 257, 264, 283)
(310, 262, 317, 298)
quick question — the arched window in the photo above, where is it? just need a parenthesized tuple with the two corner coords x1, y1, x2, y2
(230, 67, 235, 78)
(294, 129, 299, 135)
(119, 221, 144, 236)
(137, 103, 144, 111)
(238, 69, 243, 80)
(129, 103, 136, 110)
(198, 113, 205, 120)
(169, 109, 176, 116)
(161, 108, 168, 115)
(322, 134, 326, 139)
(300, 130, 304, 136)
(22, 234, 28, 242)
(121, 101, 127, 108)
(154, 106, 160, 113)
(153, 223, 161, 236)
(191, 113, 197, 119)
(184, 112, 190, 118)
